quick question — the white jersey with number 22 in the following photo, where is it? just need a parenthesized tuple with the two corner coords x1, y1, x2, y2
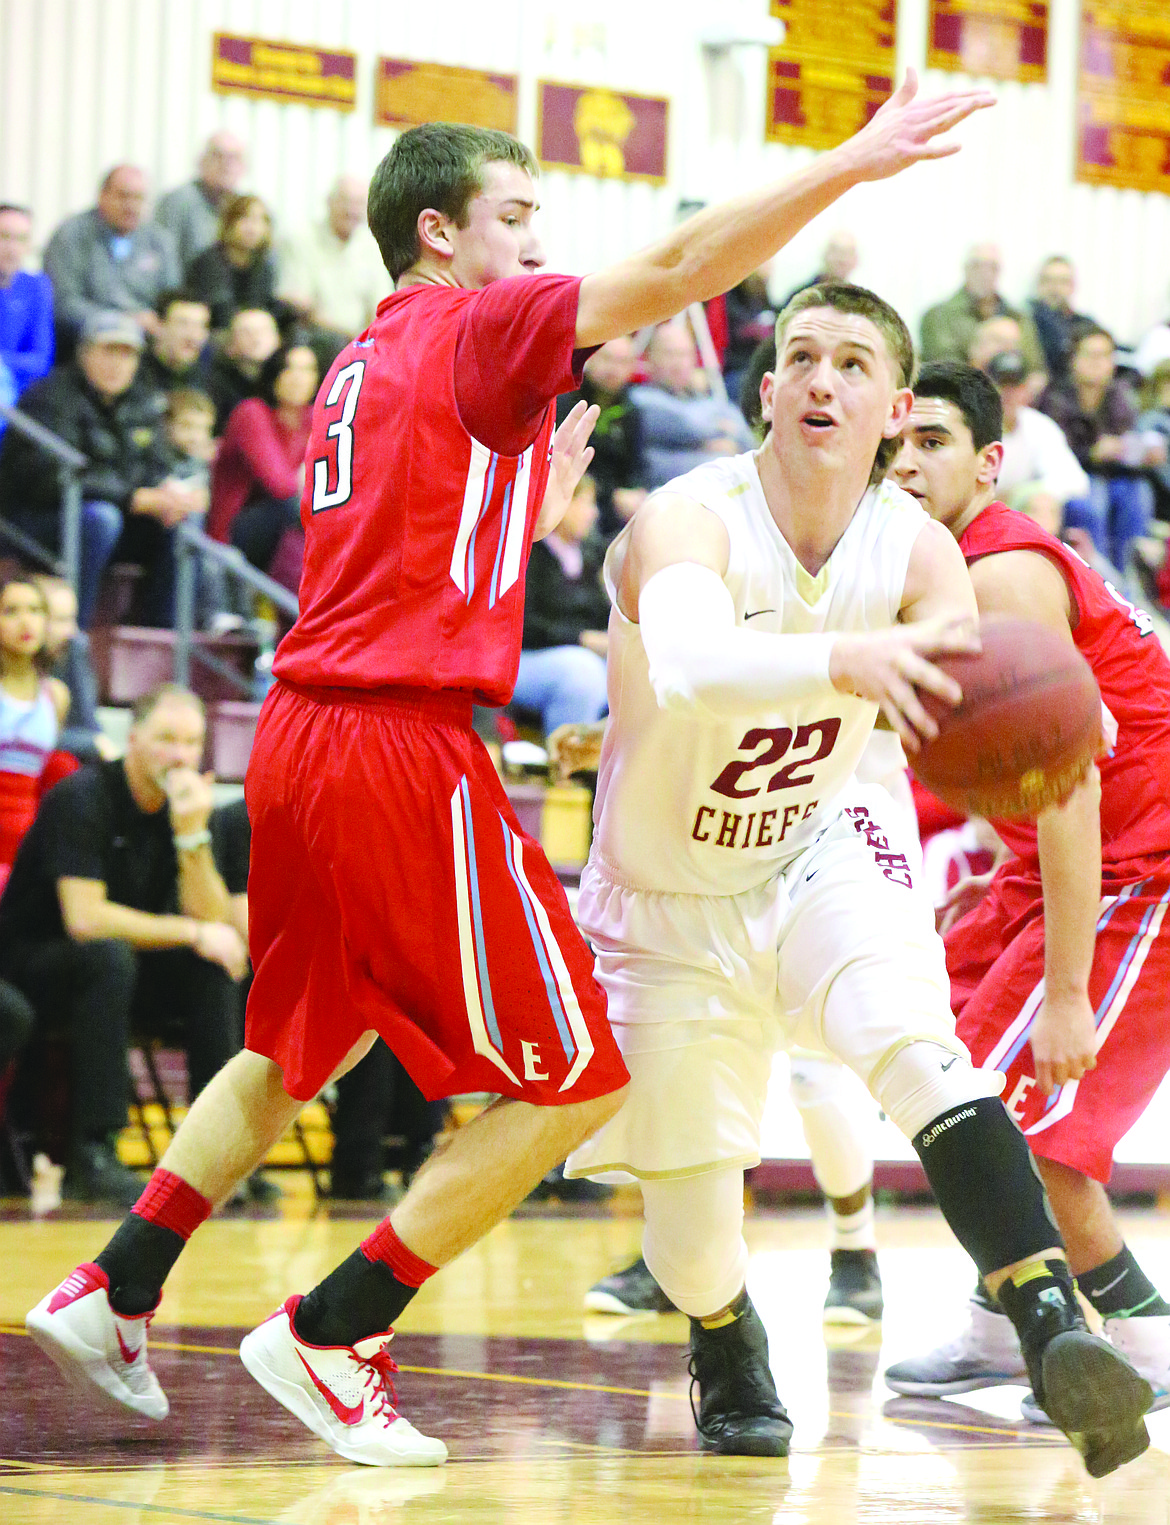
(590, 452, 928, 897)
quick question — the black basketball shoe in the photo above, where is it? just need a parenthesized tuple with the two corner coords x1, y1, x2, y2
(584, 1256, 675, 1315)
(824, 1248, 884, 1325)
(688, 1291, 793, 1456)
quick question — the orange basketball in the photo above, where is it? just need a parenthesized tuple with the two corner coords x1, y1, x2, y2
(911, 617, 1103, 818)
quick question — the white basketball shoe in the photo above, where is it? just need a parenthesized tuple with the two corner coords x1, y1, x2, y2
(884, 1300, 1028, 1395)
(25, 1262, 168, 1419)
(238, 1295, 447, 1466)
(1022, 1313, 1170, 1423)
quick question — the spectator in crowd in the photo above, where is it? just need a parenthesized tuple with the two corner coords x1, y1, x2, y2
(0, 684, 249, 1206)
(555, 336, 645, 541)
(206, 306, 281, 431)
(161, 388, 215, 487)
(32, 575, 110, 762)
(1137, 361, 1170, 520)
(630, 321, 754, 490)
(154, 132, 248, 271)
(1029, 255, 1094, 381)
(512, 475, 610, 735)
(0, 577, 69, 882)
(985, 349, 1090, 536)
(0, 311, 203, 628)
(0, 204, 53, 398)
(278, 175, 386, 366)
(1133, 293, 1170, 378)
(778, 229, 859, 309)
(136, 290, 211, 399)
(43, 166, 179, 344)
(967, 314, 1024, 372)
(208, 343, 317, 582)
(1039, 324, 1165, 573)
(722, 265, 776, 405)
(185, 194, 283, 333)
(920, 242, 1044, 373)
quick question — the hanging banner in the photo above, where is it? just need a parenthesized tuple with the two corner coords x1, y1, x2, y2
(537, 83, 669, 183)
(211, 33, 356, 111)
(765, 1, 898, 151)
(1077, 2, 1170, 195)
(375, 60, 518, 133)
(927, 1, 1048, 83)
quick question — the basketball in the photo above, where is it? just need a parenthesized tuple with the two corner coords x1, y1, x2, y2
(911, 617, 1104, 818)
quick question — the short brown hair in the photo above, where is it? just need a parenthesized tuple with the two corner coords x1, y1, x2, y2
(165, 388, 215, 423)
(773, 282, 916, 482)
(368, 123, 538, 282)
(131, 683, 205, 727)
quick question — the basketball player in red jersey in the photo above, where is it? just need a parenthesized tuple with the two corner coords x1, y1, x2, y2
(28, 79, 999, 1465)
(884, 362, 1170, 1420)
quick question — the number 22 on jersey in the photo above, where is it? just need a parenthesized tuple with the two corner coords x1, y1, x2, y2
(311, 360, 366, 513)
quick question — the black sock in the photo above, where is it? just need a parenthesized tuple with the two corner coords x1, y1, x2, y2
(293, 1249, 420, 1348)
(1079, 1245, 1170, 1320)
(995, 1257, 1081, 1355)
(912, 1097, 1060, 1275)
(95, 1216, 185, 1316)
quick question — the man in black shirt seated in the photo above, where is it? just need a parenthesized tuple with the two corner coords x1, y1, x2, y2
(0, 683, 249, 1206)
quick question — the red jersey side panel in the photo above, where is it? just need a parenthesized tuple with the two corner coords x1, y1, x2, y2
(960, 503, 1170, 876)
(274, 275, 584, 704)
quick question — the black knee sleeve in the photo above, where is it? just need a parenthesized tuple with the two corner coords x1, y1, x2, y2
(913, 1097, 1060, 1277)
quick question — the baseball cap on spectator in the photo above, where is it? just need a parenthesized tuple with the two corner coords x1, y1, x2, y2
(81, 310, 145, 349)
(985, 350, 1028, 386)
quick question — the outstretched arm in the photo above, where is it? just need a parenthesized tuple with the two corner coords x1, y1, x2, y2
(575, 72, 994, 346)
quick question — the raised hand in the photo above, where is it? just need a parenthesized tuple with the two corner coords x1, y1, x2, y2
(535, 400, 600, 539)
(842, 69, 996, 182)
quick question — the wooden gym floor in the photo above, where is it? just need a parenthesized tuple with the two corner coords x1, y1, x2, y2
(2, 1191, 1169, 1523)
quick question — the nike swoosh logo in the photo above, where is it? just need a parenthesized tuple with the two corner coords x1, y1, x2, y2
(115, 1326, 140, 1365)
(744, 609, 776, 621)
(1093, 1269, 1128, 1296)
(296, 1349, 363, 1426)
(941, 1058, 957, 1072)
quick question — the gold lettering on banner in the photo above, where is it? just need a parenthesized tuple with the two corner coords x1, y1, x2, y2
(765, 0, 897, 150)
(1077, 2, 1170, 194)
(211, 32, 356, 112)
(375, 60, 518, 132)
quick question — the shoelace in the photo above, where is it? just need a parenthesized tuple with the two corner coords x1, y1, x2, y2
(360, 1343, 401, 1420)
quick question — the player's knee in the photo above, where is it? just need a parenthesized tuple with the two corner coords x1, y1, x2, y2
(788, 1053, 848, 1111)
(872, 1040, 1004, 1141)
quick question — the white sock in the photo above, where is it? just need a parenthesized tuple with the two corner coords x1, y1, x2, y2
(828, 1197, 876, 1252)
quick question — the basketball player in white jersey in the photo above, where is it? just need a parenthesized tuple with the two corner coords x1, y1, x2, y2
(564, 283, 1152, 1476)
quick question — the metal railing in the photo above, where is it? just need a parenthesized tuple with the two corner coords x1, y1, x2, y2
(0, 402, 87, 588)
(173, 522, 298, 696)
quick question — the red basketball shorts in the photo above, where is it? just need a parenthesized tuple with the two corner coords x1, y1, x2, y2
(947, 860, 1170, 1182)
(243, 681, 628, 1105)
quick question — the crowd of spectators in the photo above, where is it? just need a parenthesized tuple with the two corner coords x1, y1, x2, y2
(5, 133, 1170, 1206)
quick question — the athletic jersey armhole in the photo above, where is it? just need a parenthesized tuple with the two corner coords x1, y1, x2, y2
(966, 543, 1083, 632)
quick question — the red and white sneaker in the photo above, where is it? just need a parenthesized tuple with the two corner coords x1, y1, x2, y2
(238, 1296, 447, 1467)
(25, 1262, 168, 1420)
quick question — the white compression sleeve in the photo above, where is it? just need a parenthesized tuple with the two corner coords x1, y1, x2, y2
(638, 562, 837, 720)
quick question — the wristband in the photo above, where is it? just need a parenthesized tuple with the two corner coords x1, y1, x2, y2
(174, 829, 212, 853)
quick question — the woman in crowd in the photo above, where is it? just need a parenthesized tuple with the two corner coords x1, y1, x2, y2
(208, 342, 318, 590)
(185, 194, 283, 332)
(0, 577, 70, 883)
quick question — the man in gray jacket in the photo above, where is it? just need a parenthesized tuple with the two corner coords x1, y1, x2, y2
(154, 134, 248, 271)
(44, 168, 179, 345)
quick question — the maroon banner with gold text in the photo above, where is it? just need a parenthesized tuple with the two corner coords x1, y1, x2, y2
(766, 1, 898, 151)
(375, 60, 518, 133)
(1077, 3, 1170, 195)
(211, 33, 356, 111)
(537, 82, 668, 183)
(928, 1, 1048, 83)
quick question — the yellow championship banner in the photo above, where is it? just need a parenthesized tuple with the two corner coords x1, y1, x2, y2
(211, 33, 357, 111)
(1077, 1, 1170, 194)
(928, 0, 1049, 83)
(765, 0, 898, 151)
(536, 82, 669, 183)
(375, 60, 518, 132)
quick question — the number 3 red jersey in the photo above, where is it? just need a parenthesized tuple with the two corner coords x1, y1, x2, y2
(274, 274, 587, 704)
(960, 503, 1170, 876)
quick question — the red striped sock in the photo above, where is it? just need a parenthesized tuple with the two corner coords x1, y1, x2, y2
(360, 1221, 437, 1287)
(132, 1168, 212, 1241)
